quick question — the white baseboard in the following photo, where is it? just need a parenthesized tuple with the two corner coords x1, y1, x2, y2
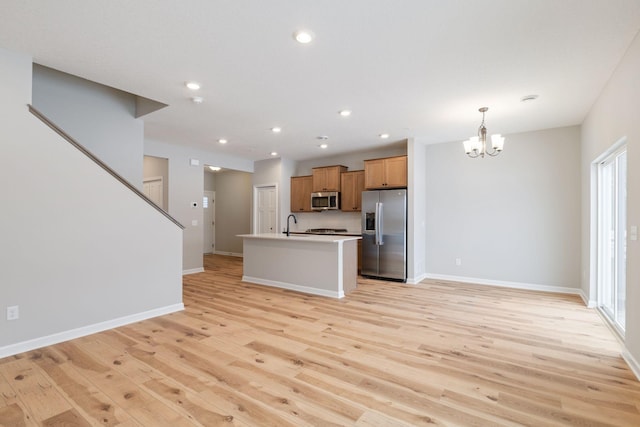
(0, 303, 184, 359)
(242, 275, 343, 299)
(214, 251, 243, 258)
(423, 273, 582, 296)
(622, 349, 640, 382)
(407, 272, 428, 285)
(183, 267, 204, 275)
(579, 289, 597, 308)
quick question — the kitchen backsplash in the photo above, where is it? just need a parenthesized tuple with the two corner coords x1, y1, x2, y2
(286, 211, 362, 234)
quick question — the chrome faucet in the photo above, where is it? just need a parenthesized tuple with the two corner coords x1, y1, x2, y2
(286, 214, 297, 236)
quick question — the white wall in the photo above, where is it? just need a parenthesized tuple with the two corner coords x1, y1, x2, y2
(581, 31, 640, 374)
(424, 126, 581, 291)
(145, 139, 253, 272)
(214, 170, 252, 254)
(32, 65, 144, 187)
(0, 48, 183, 357)
(288, 211, 361, 234)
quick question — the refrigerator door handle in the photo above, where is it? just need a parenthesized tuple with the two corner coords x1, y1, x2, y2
(374, 202, 380, 245)
(377, 202, 384, 246)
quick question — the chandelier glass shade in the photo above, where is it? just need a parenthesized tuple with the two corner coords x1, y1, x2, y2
(463, 107, 505, 158)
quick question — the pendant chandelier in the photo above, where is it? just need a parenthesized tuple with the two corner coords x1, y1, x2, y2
(463, 107, 505, 158)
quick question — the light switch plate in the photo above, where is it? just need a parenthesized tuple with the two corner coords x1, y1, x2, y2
(7, 306, 19, 321)
(631, 225, 638, 241)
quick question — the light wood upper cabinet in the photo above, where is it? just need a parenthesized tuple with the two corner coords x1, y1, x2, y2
(290, 175, 313, 212)
(341, 170, 365, 211)
(364, 159, 385, 189)
(312, 165, 347, 192)
(364, 155, 407, 189)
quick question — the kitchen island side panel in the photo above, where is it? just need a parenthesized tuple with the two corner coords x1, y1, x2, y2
(342, 239, 357, 294)
(240, 234, 359, 298)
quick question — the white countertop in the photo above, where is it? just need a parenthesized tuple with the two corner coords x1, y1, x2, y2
(238, 233, 361, 243)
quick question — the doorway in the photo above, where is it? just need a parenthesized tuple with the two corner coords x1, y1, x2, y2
(203, 191, 216, 254)
(143, 156, 168, 211)
(255, 185, 277, 233)
(143, 177, 163, 208)
(596, 144, 627, 334)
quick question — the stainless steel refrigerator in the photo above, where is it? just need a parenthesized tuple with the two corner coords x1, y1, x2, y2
(361, 189, 407, 282)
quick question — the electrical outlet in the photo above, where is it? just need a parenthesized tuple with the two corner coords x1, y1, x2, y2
(7, 306, 19, 321)
(455, 258, 462, 266)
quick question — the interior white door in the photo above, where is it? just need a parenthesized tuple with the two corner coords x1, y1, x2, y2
(257, 186, 277, 233)
(203, 191, 216, 254)
(143, 177, 163, 208)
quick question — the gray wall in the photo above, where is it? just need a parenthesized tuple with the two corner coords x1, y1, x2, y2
(408, 138, 427, 283)
(204, 170, 216, 191)
(424, 126, 581, 289)
(279, 157, 297, 233)
(295, 142, 407, 175)
(253, 158, 284, 233)
(32, 64, 144, 187)
(145, 139, 253, 272)
(581, 31, 640, 372)
(215, 170, 252, 254)
(0, 48, 182, 356)
(143, 155, 169, 210)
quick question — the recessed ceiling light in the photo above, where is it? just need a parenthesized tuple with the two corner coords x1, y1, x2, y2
(293, 30, 313, 44)
(192, 96, 204, 104)
(218, 139, 228, 144)
(379, 133, 390, 139)
(270, 151, 278, 156)
(208, 166, 221, 172)
(186, 81, 201, 90)
(319, 143, 328, 149)
(339, 110, 352, 117)
(271, 127, 282, 133)
(521, 94, 539, 102)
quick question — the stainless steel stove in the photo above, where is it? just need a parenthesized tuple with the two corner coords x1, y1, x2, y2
(306, 228, 348, 234)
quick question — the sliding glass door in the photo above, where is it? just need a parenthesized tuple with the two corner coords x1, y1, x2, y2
(597, 147, 627, 333)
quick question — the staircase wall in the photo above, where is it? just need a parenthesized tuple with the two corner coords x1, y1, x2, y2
(0, 47, 183, 357)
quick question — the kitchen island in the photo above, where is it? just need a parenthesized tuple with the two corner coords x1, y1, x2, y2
(238, 233, 361, 298)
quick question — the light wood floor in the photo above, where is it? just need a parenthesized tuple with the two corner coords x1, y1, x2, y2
(1, 255, 639, 426)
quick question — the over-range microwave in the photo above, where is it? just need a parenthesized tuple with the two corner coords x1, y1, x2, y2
(311, 192, 340, 211)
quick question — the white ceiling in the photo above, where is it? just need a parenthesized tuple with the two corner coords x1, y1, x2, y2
(2, 0, 640, 161)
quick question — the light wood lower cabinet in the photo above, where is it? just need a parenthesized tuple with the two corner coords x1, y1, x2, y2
(290, 175, 313, 212)
(341, 170, 365, 211)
